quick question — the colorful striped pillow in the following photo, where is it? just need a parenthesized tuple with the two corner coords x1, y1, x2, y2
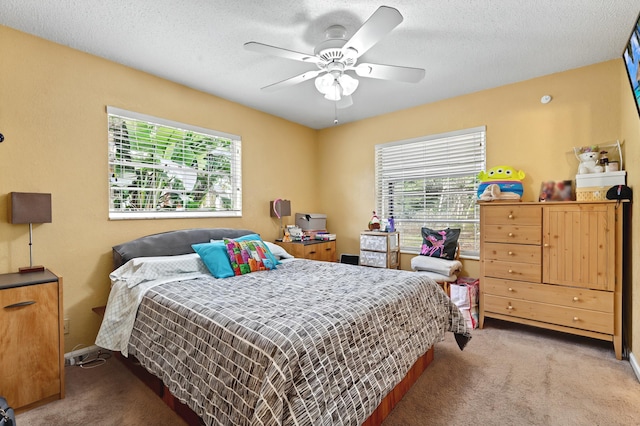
(223, 238, 276, 276)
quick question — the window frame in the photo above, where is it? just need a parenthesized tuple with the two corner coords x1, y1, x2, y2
(107, 106, 242, 220)
(375, 126, 486, 258)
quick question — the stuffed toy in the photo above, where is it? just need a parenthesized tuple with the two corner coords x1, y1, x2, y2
(577, 146, 604, 174)
(477, 165, 525, 201)
(368, 211, 381, 230)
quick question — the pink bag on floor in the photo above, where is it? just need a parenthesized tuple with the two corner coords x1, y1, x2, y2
(450, 277, 479, 329)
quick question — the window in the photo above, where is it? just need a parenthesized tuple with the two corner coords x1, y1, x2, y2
(375, 126, 486, 258)
(107, 106, 242, 219)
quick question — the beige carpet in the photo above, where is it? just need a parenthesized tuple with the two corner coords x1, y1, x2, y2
(16, 352, 187, 426)
(384, 319, 640, 425)
(16, 319, 640, 425)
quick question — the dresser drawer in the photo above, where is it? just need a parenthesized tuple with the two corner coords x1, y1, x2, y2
(274, 241, 336, 262)
(482, 277, 613, 312)
(482, 224, 541, 244)
(360, 233, 398, 251)
(483, 260, 541, 282)
(483, 294, 613, 334)
(360, 250, 398, 268)
(482, 205, 542, 226)
(483, 242, 540, 264)
(304, 241, 336, 262)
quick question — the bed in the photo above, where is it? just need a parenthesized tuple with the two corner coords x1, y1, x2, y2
(96, 228, 471, 426)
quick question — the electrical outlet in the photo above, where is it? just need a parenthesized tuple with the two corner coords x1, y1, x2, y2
(64, 318, 70, 335)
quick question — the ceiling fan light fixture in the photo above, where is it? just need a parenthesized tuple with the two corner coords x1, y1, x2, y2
(315, 71, 359, 101)
(323, 81, 342, 101)
(337, 74, 359, 96)
(314, 73, 335, 95)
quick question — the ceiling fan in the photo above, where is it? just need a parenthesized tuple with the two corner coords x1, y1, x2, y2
(244, 6, 425, 108)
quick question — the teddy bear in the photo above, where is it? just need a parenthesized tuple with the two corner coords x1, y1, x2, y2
(577, 150, 604, 174)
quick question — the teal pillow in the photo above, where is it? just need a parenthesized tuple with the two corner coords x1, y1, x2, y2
(192, 234, 278, 278)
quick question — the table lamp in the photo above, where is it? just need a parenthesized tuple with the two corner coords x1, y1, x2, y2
(9, 192, 52, 273)
(270, 199, 291, 238)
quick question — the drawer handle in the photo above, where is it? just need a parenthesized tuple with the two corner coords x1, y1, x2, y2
(508, 232, 514, 237)
(325, 247, 332, 251)
(508, 251, 514, 256)
(573, 296, 579, 302)
(309, 251, 316, 254)
(544, 243, 550, 247)
(508, 287, 514, 292)
(508, 214, 514, 219)
(4, 300, 36, 309)
(508, 269, 514, 274)
(507, 305, 514, 310)
(573, 317, 579, 322)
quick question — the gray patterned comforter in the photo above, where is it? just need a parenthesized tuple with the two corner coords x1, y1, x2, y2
(127, 259, 471, 426)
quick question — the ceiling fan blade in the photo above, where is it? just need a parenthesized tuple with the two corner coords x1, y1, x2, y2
(354, 63, 425, 83)
(244, 41, 320, 64)
(261, 69, 323, 92)
(341, 6, 403, 58)
(336, 95, 353, 109)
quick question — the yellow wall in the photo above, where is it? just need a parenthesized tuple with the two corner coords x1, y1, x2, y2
(3, 24, 640, 359)
(0, 26, 319, 351)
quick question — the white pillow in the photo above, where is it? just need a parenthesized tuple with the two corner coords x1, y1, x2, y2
(110, 253, 209, 288)
(264, 241, 294, 259)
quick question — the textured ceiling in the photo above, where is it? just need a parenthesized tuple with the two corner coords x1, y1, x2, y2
(1, 1, 639, 129)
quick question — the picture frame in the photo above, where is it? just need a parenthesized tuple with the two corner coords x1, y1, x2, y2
(539, 180, 573, 202)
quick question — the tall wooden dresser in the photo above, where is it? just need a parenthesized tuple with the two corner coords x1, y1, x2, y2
(479, 201, 625, 359)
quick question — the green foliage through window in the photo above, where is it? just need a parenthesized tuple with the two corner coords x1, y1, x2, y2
(375, 127, 485, 257)
(107, 107, 242, 219)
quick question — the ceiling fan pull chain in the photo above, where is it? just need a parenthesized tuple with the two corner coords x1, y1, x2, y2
(334, 100, 339, 125)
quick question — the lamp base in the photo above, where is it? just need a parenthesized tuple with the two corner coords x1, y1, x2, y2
(19, 265, 45, 273)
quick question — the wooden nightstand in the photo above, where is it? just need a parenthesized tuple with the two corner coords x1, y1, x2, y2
(274, 240, 336, 262)
(0, 269, 64, 412)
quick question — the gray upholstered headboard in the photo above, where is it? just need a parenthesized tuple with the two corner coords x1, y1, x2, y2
(112, 228, 255, 269)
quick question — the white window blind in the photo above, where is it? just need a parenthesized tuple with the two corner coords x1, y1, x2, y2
(107, 106, 242, 219)
(375, 126, 486, 257)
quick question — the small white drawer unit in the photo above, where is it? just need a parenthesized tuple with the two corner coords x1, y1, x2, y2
(360, 231, 400, 269)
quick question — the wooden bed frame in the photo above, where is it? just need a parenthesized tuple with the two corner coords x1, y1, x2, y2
(116, 346, 434, 426)
(108, 228, 438, 425)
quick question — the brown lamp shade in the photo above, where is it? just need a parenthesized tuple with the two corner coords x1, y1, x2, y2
(10, 192, 52, 224)
(270, 199, 291, 218)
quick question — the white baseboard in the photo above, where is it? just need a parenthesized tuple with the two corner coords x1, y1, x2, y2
(629, 351, 640, 383)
